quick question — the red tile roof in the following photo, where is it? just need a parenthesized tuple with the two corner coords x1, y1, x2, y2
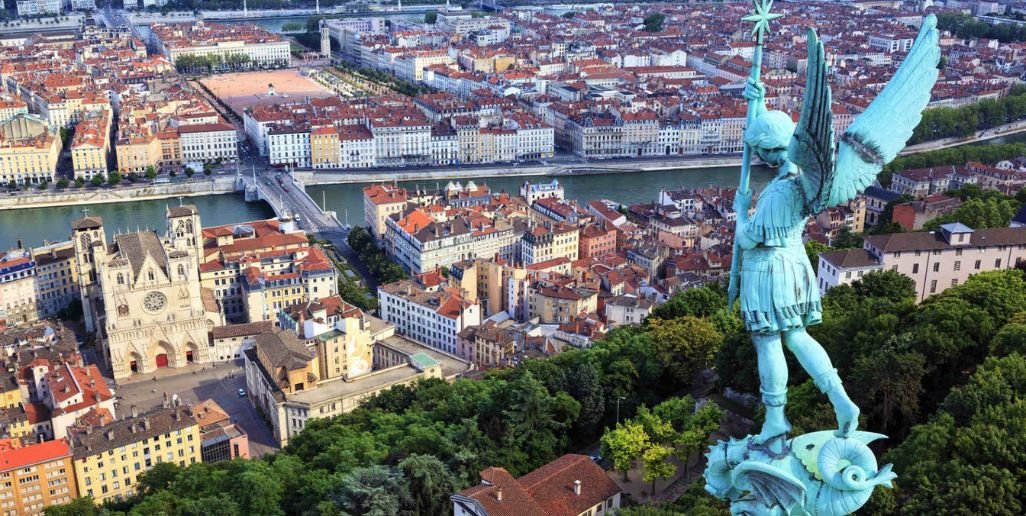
(0, 439, 71, 472)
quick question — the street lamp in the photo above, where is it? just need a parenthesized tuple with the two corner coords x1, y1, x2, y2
(615, 396, 626, 425)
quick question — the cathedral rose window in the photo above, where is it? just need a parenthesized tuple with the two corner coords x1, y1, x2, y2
(143, 292, 168, 313)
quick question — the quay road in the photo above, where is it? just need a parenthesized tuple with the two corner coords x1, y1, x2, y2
(244, 172, 379, 291)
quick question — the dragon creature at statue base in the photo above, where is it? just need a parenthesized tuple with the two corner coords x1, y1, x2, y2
(703, 431, 897, 516)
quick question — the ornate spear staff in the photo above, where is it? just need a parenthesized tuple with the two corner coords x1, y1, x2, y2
(727, 0, 782, 309)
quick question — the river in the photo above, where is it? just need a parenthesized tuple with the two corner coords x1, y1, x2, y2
(0, 166, 769, 250)
(4, 114, 1024, 251)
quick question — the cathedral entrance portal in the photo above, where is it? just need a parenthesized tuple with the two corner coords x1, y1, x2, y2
(156, 354, 169, 368)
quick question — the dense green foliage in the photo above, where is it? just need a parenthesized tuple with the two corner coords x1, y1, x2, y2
(347, 227, 408, 284)
(643, 12, 665, 32)
(909, 85, 1026, 145)
(46, 259, 1026, 514)
(424, 11, 438, 24)
(937, 12, 1026, 43)
(922, 185, 1021, 231)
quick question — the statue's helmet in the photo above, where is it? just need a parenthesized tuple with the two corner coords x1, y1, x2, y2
(744, 110, 795, 151)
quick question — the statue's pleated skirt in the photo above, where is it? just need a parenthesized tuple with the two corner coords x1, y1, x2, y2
(740, 244, 822, 334)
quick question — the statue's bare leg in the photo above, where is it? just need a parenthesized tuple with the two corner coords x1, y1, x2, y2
(783, 328, 860, 437)
(752, 332, 791, 444)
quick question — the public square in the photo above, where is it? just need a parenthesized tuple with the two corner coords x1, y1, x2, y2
(199, 69, 335, 115)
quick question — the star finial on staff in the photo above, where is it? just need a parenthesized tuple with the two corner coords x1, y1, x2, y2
(742, 0, 783, 43)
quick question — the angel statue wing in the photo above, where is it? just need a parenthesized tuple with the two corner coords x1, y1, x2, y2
(793, 14, 942, 214)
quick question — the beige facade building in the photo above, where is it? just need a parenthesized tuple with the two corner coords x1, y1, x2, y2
(244, 307, 472, 446)
(527, 283, 598, 324)
(0, 114, 60, 186)
(818, 223, 1026, 302)
(363, 183, 408, 241)
(32, 242, 79, 320)
(198, 217, 337, 324)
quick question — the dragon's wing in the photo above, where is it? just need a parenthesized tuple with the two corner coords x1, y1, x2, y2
(731, 461, 807, 514)
(791, 27, 836, 215)
(822, 14, 942, 209)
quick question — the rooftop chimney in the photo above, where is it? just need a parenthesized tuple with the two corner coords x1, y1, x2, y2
(131, 405, 138, 418)
(574, 480, 581, 496)
(106, 429, 115, 441)
(143, 417, 151, 430)
(496, 487, 502, 502)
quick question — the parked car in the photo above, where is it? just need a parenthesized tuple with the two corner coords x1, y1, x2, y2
(238, 388, 247, 397)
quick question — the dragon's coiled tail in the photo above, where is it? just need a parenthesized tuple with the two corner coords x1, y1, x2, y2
(704, 433, 898, 515)
(812, 437, 897, 515)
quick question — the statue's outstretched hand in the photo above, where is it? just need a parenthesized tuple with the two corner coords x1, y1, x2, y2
(734, 189, 752, 221)
(743, 77, 766, 102)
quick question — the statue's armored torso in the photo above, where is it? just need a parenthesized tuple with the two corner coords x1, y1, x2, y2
(739, 175, 821, 334)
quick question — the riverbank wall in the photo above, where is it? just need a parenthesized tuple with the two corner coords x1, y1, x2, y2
(0, 177, 236, 212)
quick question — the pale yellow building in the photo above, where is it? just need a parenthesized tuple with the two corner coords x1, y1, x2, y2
(69, 406, 201, 505)
(71, 110, 112, 180)
(0, 438, 77, 515)
(245, 310, 473, 446)
(450, 258, 529, 319)
(115, 133, 161, 175)
(310, 126, 340, 169)
(0, 114, 60, 186)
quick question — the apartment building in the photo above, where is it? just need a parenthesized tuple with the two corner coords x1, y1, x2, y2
(70, 110, 111, 180)
(527, 283, 598, 324)
(449, 258, 530, 320)
(604, 294, 655, 327)
(15, 0, 61, 16)
(151, 23, 291, 70)
(363, 183, 409, 241)
(68, 405, 201, 505)
(198, 217, 337, 324)
(0, 114, 60, 186)
(386, 208, 525, 274)
(378, 280, 481, 355)
(818, 223, 1026, 302)
(0, 439, 77, 515)
(521, 225, 579, 265)
(0, 249, 38, 328)
(178, 123, 237, 164)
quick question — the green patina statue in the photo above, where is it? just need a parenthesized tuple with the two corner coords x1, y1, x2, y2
(708, 2, 941, 514)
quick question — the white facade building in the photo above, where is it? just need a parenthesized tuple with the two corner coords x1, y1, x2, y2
(378, 280, 481, 355)
(179, 124, 238, 163)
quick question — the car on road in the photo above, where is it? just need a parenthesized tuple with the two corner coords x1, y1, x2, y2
(238, 388, 247, 397)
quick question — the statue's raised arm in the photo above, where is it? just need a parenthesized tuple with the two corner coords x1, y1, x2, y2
(793, 15, 941, 214)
